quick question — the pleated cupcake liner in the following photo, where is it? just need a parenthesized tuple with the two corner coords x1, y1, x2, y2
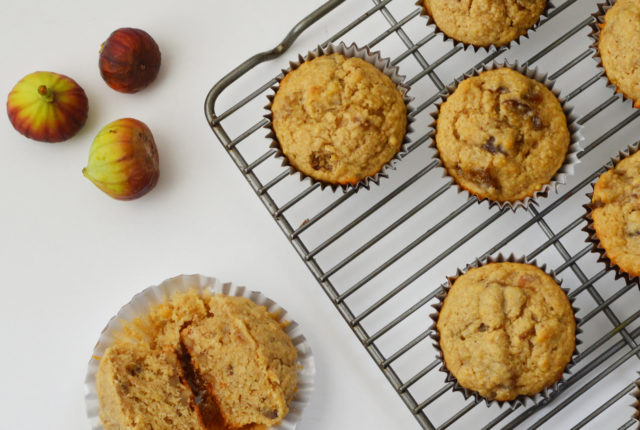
(632, 372, 640, 423)
(582, 141, 640, 286)
(429, 60, 583, 211)
(264, 41, 415, 193)
(85, 274, 315, 430)
(588, 0, 640, 110)
(429, 253, 582, 408)
(415, 0, 553, 53)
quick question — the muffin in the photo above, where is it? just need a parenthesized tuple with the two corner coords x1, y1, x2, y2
(597, 0, 640, 108)
(270, 51, 408, 186)
(589, 148, 640, 279)
(181, 295, 298, 428)
(434, 67, 570, 204)
(95, 289, 298, 430)
(436, 262, 576, 402)
(421, 0, 547, 48)
(96, 343, 205, 430)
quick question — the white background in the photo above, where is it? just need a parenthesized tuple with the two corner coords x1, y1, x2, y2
(0, 0, 417, 429)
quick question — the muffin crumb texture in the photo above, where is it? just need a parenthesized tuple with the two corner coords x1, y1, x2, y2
(592, 150, 640, 278)
(96, 290, 297, 430)
(423, 0, 547, 47)
(271, 52, 407, 185)
(96, 343, 204, 430)
(437, 262, 575, 401)
(598, 0, 640, 108)
(436, 68, 570, 203)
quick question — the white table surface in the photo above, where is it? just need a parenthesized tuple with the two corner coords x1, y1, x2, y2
(0, 1, 418, 429)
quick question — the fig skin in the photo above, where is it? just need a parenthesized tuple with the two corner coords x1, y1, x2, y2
(6, 71, 88, 142)
(83, 118, 159, 200)
(99, 28, 161, 93)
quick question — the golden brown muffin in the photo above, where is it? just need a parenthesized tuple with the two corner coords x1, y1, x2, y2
(96, 343, 205, 430)
(437, 262, 575, 401)
(591, 150, 640, 278)
(271, 52, 407, 185)
(598, 0, 640, 108)
(96, 291, 298, 430)
(435, 68, 570, 203)
(182, 296, 298, 428)
(422, 0, 546, 47)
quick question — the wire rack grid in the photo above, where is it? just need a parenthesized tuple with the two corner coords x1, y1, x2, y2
(205, 0, 640, 428)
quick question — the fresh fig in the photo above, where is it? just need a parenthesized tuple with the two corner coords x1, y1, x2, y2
(99, 28, 161, 93)
(83, 118, 159, 200)
(6, 71, 88, 142)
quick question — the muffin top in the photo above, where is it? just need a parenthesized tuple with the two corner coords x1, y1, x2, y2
(435, 68, 570, 203)
(422, 0, 546, 47)
(271, 52, 407, 185)
(598, 0, 640, 108)
(592, 150, 640, 278)
(437, 262, 575, 401)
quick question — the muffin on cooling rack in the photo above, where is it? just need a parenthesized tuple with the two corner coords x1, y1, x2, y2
(434, 261, 576, 403)
(270, 49, 408, 188)
(434, 67, 571, 206)
(420, 0, 547, 48)
(587, 146, 640, 280)
(95, 289, 299, 430)
(595, 0, 640, 108)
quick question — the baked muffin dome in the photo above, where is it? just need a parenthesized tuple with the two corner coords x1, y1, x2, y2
(422, 0, 546, 47)
(591, 149, 640, 278)
(435, 68, 569, 203)
(271, 52, 407, 185)
(437, 262, 575, 401)
(598, 0, 640, 108)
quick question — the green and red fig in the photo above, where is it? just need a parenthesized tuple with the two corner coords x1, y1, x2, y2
(7, 71, 88, 142)
(83, 118, 159, 200)
(99, 28, 161, 93)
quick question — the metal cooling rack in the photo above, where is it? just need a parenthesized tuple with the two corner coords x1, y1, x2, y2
(205, 0, 640, 428)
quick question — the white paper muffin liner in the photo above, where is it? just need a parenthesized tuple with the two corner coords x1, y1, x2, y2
(264, 41, 415, 193)
(632, 372, 640, 423)
(429, 254, 582, 408)
(85, 274, 315, 430)
(583, 141, 640, 286)
(589, 0, 640, 110)
(429, 60, 583, 211)
(415, 0, 553, 53)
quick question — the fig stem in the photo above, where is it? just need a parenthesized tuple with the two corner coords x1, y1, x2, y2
(37, 85, 54, 103)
